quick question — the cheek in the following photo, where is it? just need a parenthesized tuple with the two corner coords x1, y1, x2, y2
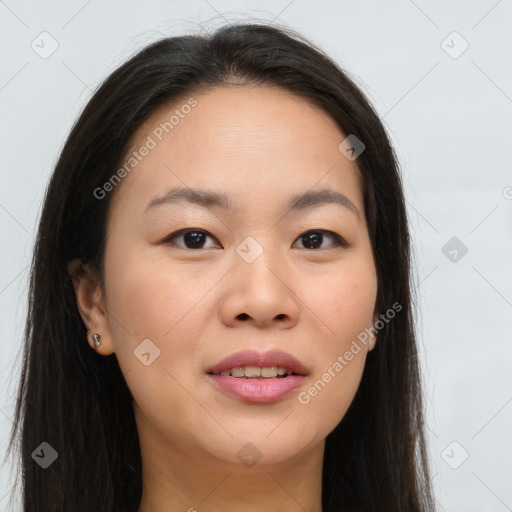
(105, 244, 209, 341)
(305, 260, 377, 343)
(103, 250, 210, 429)
(103, 245, 207, 388)
(293, 259, 376, 430)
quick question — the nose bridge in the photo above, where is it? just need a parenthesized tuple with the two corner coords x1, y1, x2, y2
(222, 234, 299, 327)
(235, 234, 284, 291)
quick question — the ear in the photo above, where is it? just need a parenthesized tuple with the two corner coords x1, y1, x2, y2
(67, 258, 115, 355)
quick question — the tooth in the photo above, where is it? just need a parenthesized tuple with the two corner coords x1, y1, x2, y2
(219, 366, 294, 378)
(260, 366, 278, 378)
(261, 366, 279, 378)
(231, 367, 245, 378)
(244, 366, 261, 378)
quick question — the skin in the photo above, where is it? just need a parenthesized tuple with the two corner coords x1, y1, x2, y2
(68, 85, 379, 512)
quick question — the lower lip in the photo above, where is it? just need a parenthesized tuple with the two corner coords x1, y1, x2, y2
(207, 374, 306, 403)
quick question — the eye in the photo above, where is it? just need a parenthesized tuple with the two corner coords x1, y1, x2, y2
(163, 229, 220, 250)
(293, 229, 348, 250)
(162, 228, 348, 251)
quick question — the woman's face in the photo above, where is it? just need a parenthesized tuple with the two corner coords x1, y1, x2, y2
(91, 86, 378, 467)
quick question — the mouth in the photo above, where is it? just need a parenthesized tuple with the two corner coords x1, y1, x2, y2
(206, 349, 309, 378)
(207, 365, 302, 379)
(205, 349, 309, 403)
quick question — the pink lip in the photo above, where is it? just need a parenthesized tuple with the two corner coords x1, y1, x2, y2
(207, 374, 305, 403)
(206, 349, 309, 376)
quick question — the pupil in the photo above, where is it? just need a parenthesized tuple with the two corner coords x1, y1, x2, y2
(184, 231, 205, 248)
(303, 231, 322, 249)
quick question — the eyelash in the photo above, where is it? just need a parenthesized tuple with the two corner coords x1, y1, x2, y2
(162, 228, 348, 251)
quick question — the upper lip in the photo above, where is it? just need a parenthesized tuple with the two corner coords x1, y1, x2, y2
(207, 349, 309, 376)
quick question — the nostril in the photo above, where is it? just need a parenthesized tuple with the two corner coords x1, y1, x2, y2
(237, 313, 249, 320)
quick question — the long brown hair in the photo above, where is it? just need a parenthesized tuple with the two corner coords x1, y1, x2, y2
(6, 21, 435, 511)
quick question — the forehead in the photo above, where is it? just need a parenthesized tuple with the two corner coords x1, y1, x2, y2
(109, 85, 364, 218)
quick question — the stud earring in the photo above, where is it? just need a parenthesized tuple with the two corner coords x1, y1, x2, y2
(92, 333, 102, 348)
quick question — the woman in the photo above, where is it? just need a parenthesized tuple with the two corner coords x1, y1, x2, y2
(7, 21, 435, 511)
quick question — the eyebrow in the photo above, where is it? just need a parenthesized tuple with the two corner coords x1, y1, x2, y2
(144, 187, 361, 220)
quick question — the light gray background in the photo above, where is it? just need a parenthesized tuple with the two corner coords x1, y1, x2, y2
(1, 1, 511, 510)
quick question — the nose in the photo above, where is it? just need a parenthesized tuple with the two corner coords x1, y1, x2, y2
(219, 244, 300, 330)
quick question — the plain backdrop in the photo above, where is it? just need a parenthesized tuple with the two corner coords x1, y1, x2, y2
(1, 1, 511, 510)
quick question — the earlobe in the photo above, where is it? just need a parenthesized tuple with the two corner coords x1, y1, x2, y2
(67, 258, 114, 355)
